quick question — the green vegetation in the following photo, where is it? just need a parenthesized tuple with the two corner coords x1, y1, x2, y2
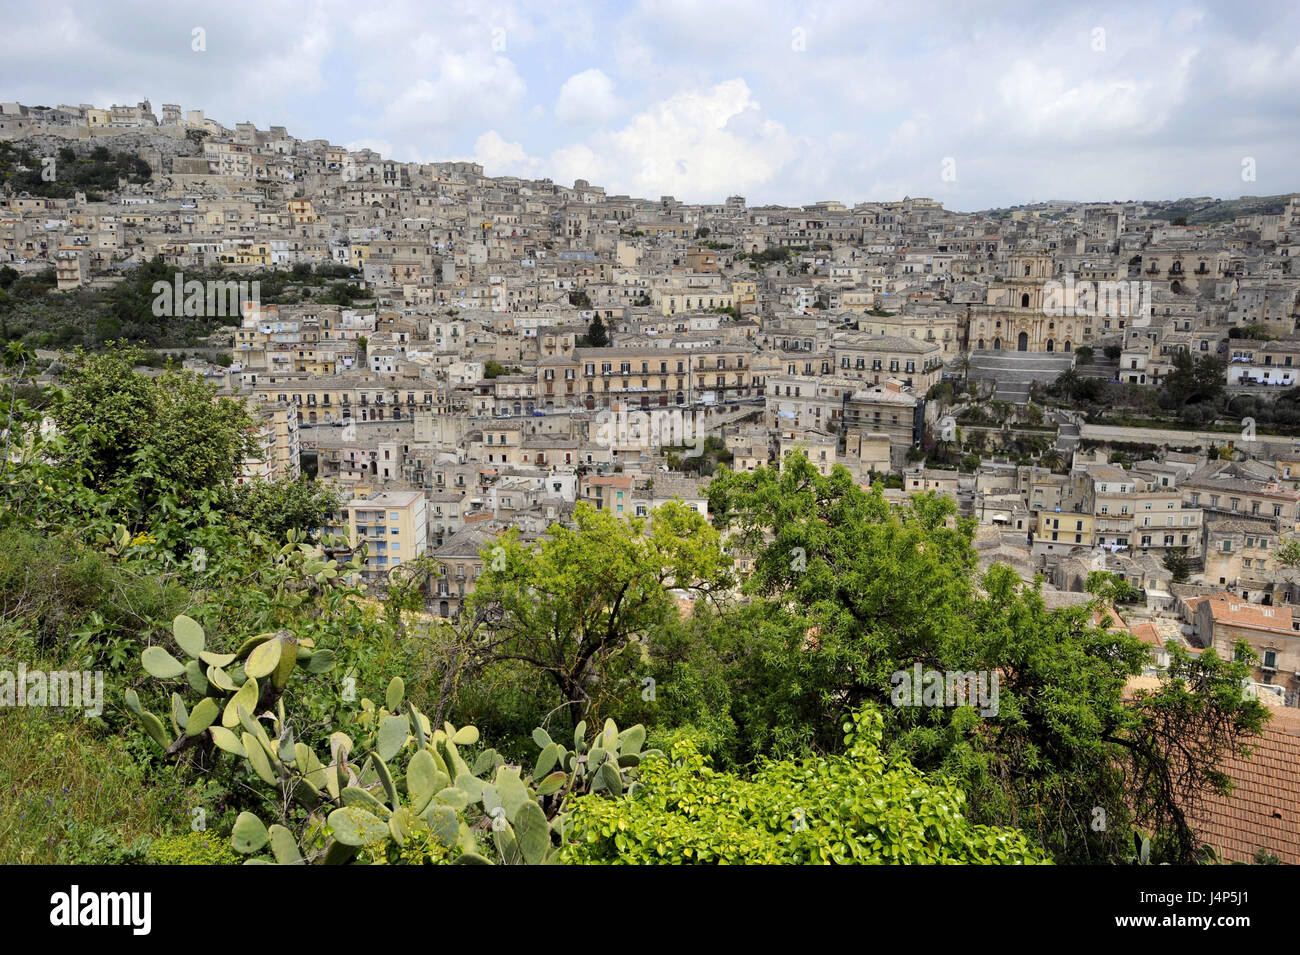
(1138, 194, 1292, 226)
(579, 313, 607, 347)
(0, 141, 150, 200)
(736, 246, 804, 266)
(0, 256, 364, 350)
(0, 346, 1274, 864)
(560, 708, 1049, 864)
(703, 456, 1268, 863)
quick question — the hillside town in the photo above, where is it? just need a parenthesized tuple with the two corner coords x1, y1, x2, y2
(4, 96, 1300, 765)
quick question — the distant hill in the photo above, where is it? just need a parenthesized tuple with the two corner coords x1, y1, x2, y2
(1135, 194, 1295, 225)
(969, 194, 1296, 225)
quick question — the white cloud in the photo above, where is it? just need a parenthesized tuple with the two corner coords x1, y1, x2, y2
(2, 0, 1299, 207)
(343, 139, 396, 157)
(473, 131, 543, 178)
(550, 79, 798, 201)
(378, 53, 526, 134)
(555, 69, 620, 126)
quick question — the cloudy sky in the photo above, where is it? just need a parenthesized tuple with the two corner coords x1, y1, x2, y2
(2, 0, 1297, 210)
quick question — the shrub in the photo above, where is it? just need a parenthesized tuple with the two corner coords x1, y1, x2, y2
(147, 830, 243, 865)
(558, 708, 1050, 864)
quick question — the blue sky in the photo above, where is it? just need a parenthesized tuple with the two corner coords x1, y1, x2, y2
(2, 0, 1298, 209)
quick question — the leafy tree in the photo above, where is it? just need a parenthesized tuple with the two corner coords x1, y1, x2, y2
(219, 478, 338, 542)
(48, 344, 255, 521)
(1039, 449, 1065, 471)
(703, 452, 1269, 862)
(1162, 548, 1191, 583)
(483, 360, 507, 379)
(1086, 569, 1142, 605)
(1161, 351, 1225, 408)
(458, 502, 732, 726)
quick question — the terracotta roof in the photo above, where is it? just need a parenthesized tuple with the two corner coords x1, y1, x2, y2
(1197, 594, 1295, 636)
(1188, 706, 1300, 864)
(1129, 621, 1161, 647)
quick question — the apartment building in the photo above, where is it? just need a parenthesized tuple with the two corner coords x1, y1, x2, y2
(331, 489, 428, 583)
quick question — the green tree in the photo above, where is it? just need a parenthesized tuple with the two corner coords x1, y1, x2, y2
(1162, 351, 1224, 408)
(585, 314, 608, 348)
(459, 501, 732, 726)
(49, 344, 255, 520)
(1086, 569, 1142, 606)
(219, 477, 338, 542)
(703, 452, 1269, 862)
(1162, 548, 1191, 583)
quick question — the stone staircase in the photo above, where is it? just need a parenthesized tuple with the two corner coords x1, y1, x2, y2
(967, 350, 1075, 404)
(1076, 357, 1119, 381)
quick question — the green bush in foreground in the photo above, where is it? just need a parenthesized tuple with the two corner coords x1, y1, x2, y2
(558, 707, 1052, 864)
(147, 830, 243, 865)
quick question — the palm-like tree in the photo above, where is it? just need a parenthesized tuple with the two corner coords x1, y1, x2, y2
(1054, 367, 1080, 400)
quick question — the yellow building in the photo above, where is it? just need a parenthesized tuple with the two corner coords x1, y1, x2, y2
(653, 287, 735, 316)
(287, 199, 316, 224)
(220, 242, 270, 267)
(333, 490, 428, 584)
(1035, 510, 1095, 552)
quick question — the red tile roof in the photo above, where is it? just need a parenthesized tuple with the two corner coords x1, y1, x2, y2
(1188, 706, 1300, 865)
